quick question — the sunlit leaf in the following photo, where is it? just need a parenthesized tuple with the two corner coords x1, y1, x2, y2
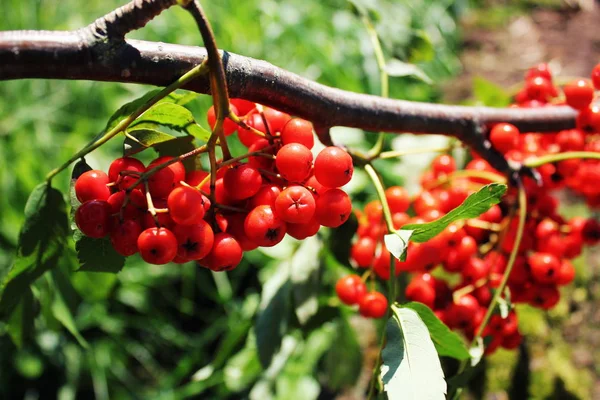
(386, 58, 432, 83)
(381, 305, 446, 399)
(401, 183, 507, 243)
(403, 302, 470, 360)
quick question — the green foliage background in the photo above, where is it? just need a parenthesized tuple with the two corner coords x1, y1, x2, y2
(0, 0, 595, 399)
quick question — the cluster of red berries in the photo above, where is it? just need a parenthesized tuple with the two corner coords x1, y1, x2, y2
(506, 63, 600, 207)
(337, 62, 600, 343)
(73, 99, 354, 271)
(335, 274, 388, 319)
(346, 152, 598, 349)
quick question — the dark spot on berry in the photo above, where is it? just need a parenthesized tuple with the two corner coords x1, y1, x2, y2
(550, 172, 562, 182)
(183, 238, 198, 252)
(546, 268, 555, 277)
(266, 228, 280, 241)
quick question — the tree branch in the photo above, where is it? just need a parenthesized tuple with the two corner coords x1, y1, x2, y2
(0, 3, 578, 177)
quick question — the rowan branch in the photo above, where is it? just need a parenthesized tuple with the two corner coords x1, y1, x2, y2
(0, 0, 578, 177)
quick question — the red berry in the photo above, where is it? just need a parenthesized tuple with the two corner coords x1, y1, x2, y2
(447, 294, 479, 330)
(108, 157, 145, 190)
(431, 154, 456, 177)
(75, 200, 112, 238)
(274, 186, 316, 223)
(262, 107, 291, 134)
(250, 184, 282, 209)
(385, 186, 410, 213)
(238, 112, 268, 147)
(223, 164, 262, 200)
(462, 257, 489, 284)
(350, 237, 376, 268)
(405, 275, 436, 308)
(167, 186, 206, 225)
(248, 139, 275, 171)
(110, 218, 142, 256)
(173, 221, 214, 260)
(199, 233, 243, 271)
(525, 76, 555, 102)
(142, 199, 174, 230)
(526, 63, 552, 81)
(107, 189, 146, 221)
(244, 205, 287, 247)
(286, 217, 320, 240)
(75, 170, 110, 202)
(528, 252, 561, 284)
(315, 189, 352, 228)
(335, 274, 367, 305)
(489, 123, 519, 153)
(358, 292, 388, 318)
(563, 79, 594, 110)
(185, 170, 209, 186)
(147, 156, 186, 199)
(280, 118, 315, 149)
(529, 284, 560, 310)
(556, 259, 575, 286)
(207, 104, 239, 136)
(137, 227, 178, 265)
(224, 214, 259, 251)
(314, 147, 354, 188)
(275, 143, 313, 182)
(230, 99, 256, 116)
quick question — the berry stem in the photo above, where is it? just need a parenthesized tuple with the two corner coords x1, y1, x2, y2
(125, 144, 209, 193)
(364, 164, 395, 233)
(377, 145, 456, 160)
(359, 6, 389, 159)
(227, 112, 267, 138)
(364, 163, 401, 400)
(45, 61, 209, 181)
(183, 0, 232, 162)
(523, 151, 600, 168)
(217, 147, 276, 169)
(473, 185, 526, 340)
(426, 169, 508, 190)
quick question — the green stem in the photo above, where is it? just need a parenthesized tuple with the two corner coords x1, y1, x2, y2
(378, 145, 454, 160)
(473, 185, 527, 340)
(360, 10, 389, 159)
(523, 151, 600, 168)
(46, 61, 209, 181)
(364, 163, 399, 400)
(184, 0, 232, 161)
(364, 164, 394, 233)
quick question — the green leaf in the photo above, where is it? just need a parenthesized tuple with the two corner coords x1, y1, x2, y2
(407, 30, 435, 63)
(381, 305, 446, 399)
(75, 236, 125, 273)
(402, 302, 470, 360)
(473, 77, 512, 107)
(104, 89, 162, 133)
(384, 230, 413, 262)
(401, 183, 507, 243)
(224, 335, 262, 393)
(0, 183, 68, 317)
(6, 287, 34, 348)
(322, 318, 363, 390)
(130, 103, 210, 141)
(164, 90, 199, 106)
(50, 275, 89, 348)
(255, 267, 292, 368)
(290, 236, 322, 325)
(386, 58, 432, 84)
